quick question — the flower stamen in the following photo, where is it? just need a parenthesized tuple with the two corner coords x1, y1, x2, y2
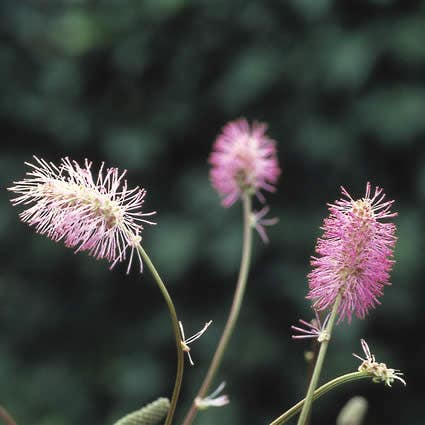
(292, 311, 331, 342)
(179, 320, 212, 366)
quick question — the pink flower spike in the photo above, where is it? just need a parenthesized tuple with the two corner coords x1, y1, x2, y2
(291, 311, 331, 342)
(251, 206, 278, 243)
(8, 156, 156, 273)
(209, 118, 281, 207)
(307, 183, 397, 323)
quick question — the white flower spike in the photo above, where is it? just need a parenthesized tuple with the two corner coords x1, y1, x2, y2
(179, 320, 212, 366)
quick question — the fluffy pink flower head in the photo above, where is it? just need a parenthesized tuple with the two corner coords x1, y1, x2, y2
(8, 157, 156, 273)
(209, 118, 281, 207)
(307, 183, 397, 323)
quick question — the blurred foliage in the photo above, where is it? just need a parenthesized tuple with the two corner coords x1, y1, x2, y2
(0, 0, 424, 425)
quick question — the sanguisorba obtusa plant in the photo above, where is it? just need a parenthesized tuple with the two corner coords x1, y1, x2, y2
(6, 126, 405, 425)
(9, 157, 156, 272)
(268, 184, 405, 425)
(8, 156, 192, 425)
(280, 183, 404, 425)
(181, 118, 281, 425)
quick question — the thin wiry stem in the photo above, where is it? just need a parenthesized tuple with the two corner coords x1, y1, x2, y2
(136, 245, 184, 425)
(181, 193, 253, 425)
(296, 294, 342, 425)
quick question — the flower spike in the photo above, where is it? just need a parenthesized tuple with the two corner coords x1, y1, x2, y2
(353, 339, 406, 387)
(209, 118, 281, 207)
(307, 183, 397, 322)
(195, 382, 230, 410)
(8, 157, 155, 273)
(179, 320, 212, 366)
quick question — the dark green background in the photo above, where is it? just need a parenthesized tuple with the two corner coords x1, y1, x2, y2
(0, 0, 423, 424)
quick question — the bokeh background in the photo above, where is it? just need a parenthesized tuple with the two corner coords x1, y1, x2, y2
(0, 0, 424, 424)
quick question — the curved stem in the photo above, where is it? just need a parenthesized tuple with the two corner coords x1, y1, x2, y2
(181, 193, 253, 425)
(296, 294, 342, 425)
(268, 372, 368, 425)
(137, 245, 184, 425)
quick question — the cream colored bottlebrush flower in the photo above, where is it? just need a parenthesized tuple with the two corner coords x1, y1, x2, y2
(9, 157, 156, 273)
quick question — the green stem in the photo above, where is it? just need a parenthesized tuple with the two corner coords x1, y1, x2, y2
(181, 193, 254, 425)
(137, 245, 184, 425)
(268, 372, 368, 425)
(296, 294, 342, 425)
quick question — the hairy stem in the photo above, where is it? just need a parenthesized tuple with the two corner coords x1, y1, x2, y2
(296, 294, 342, 425)
(269, 372, 368, 425)
(137, 245, 184, 425)
(181, 193, 253, 425)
